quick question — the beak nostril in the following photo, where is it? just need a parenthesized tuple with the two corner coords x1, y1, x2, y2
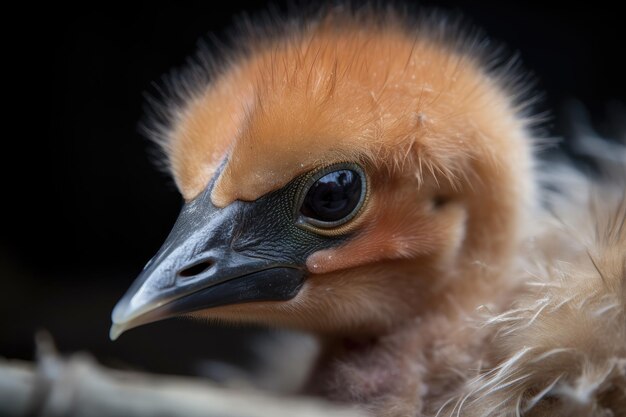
(178, 260, 215, 278)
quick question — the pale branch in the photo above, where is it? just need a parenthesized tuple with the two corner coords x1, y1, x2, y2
(0, 349, 364, 417)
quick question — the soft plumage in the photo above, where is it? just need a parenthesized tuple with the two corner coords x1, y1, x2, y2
(112, 5, 626, 416)
(143, 7, 535, 333)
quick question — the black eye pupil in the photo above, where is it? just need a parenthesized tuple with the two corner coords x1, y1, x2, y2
(300, 169, 363, 223)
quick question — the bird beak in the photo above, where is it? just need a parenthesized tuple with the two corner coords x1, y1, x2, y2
(110, 182, 306, 340)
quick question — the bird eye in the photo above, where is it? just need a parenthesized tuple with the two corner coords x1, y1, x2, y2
(299, 165, 366, 229)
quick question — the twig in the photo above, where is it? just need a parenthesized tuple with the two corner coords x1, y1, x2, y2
(0, 337, 363, 417)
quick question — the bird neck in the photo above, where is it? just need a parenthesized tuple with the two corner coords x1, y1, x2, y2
(303, 254, 522, 400)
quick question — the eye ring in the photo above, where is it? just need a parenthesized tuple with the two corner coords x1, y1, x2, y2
(294, 162, 368, 233)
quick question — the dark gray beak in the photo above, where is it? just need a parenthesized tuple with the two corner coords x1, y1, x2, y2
(110, 163, 355, 340)
(110, 183, 308, 340)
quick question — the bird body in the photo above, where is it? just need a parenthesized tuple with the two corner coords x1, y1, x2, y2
(112, 7, 625, 416)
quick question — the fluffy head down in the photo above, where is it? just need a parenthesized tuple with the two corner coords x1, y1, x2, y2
(147, 7, 538, 334)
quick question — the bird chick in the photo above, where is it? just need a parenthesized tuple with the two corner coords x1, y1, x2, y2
(111, 7, 625, 416)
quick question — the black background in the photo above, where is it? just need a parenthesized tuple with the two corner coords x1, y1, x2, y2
(3, 1, 624, 376)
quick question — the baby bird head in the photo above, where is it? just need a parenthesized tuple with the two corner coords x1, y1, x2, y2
(111, 9, 536, 339)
